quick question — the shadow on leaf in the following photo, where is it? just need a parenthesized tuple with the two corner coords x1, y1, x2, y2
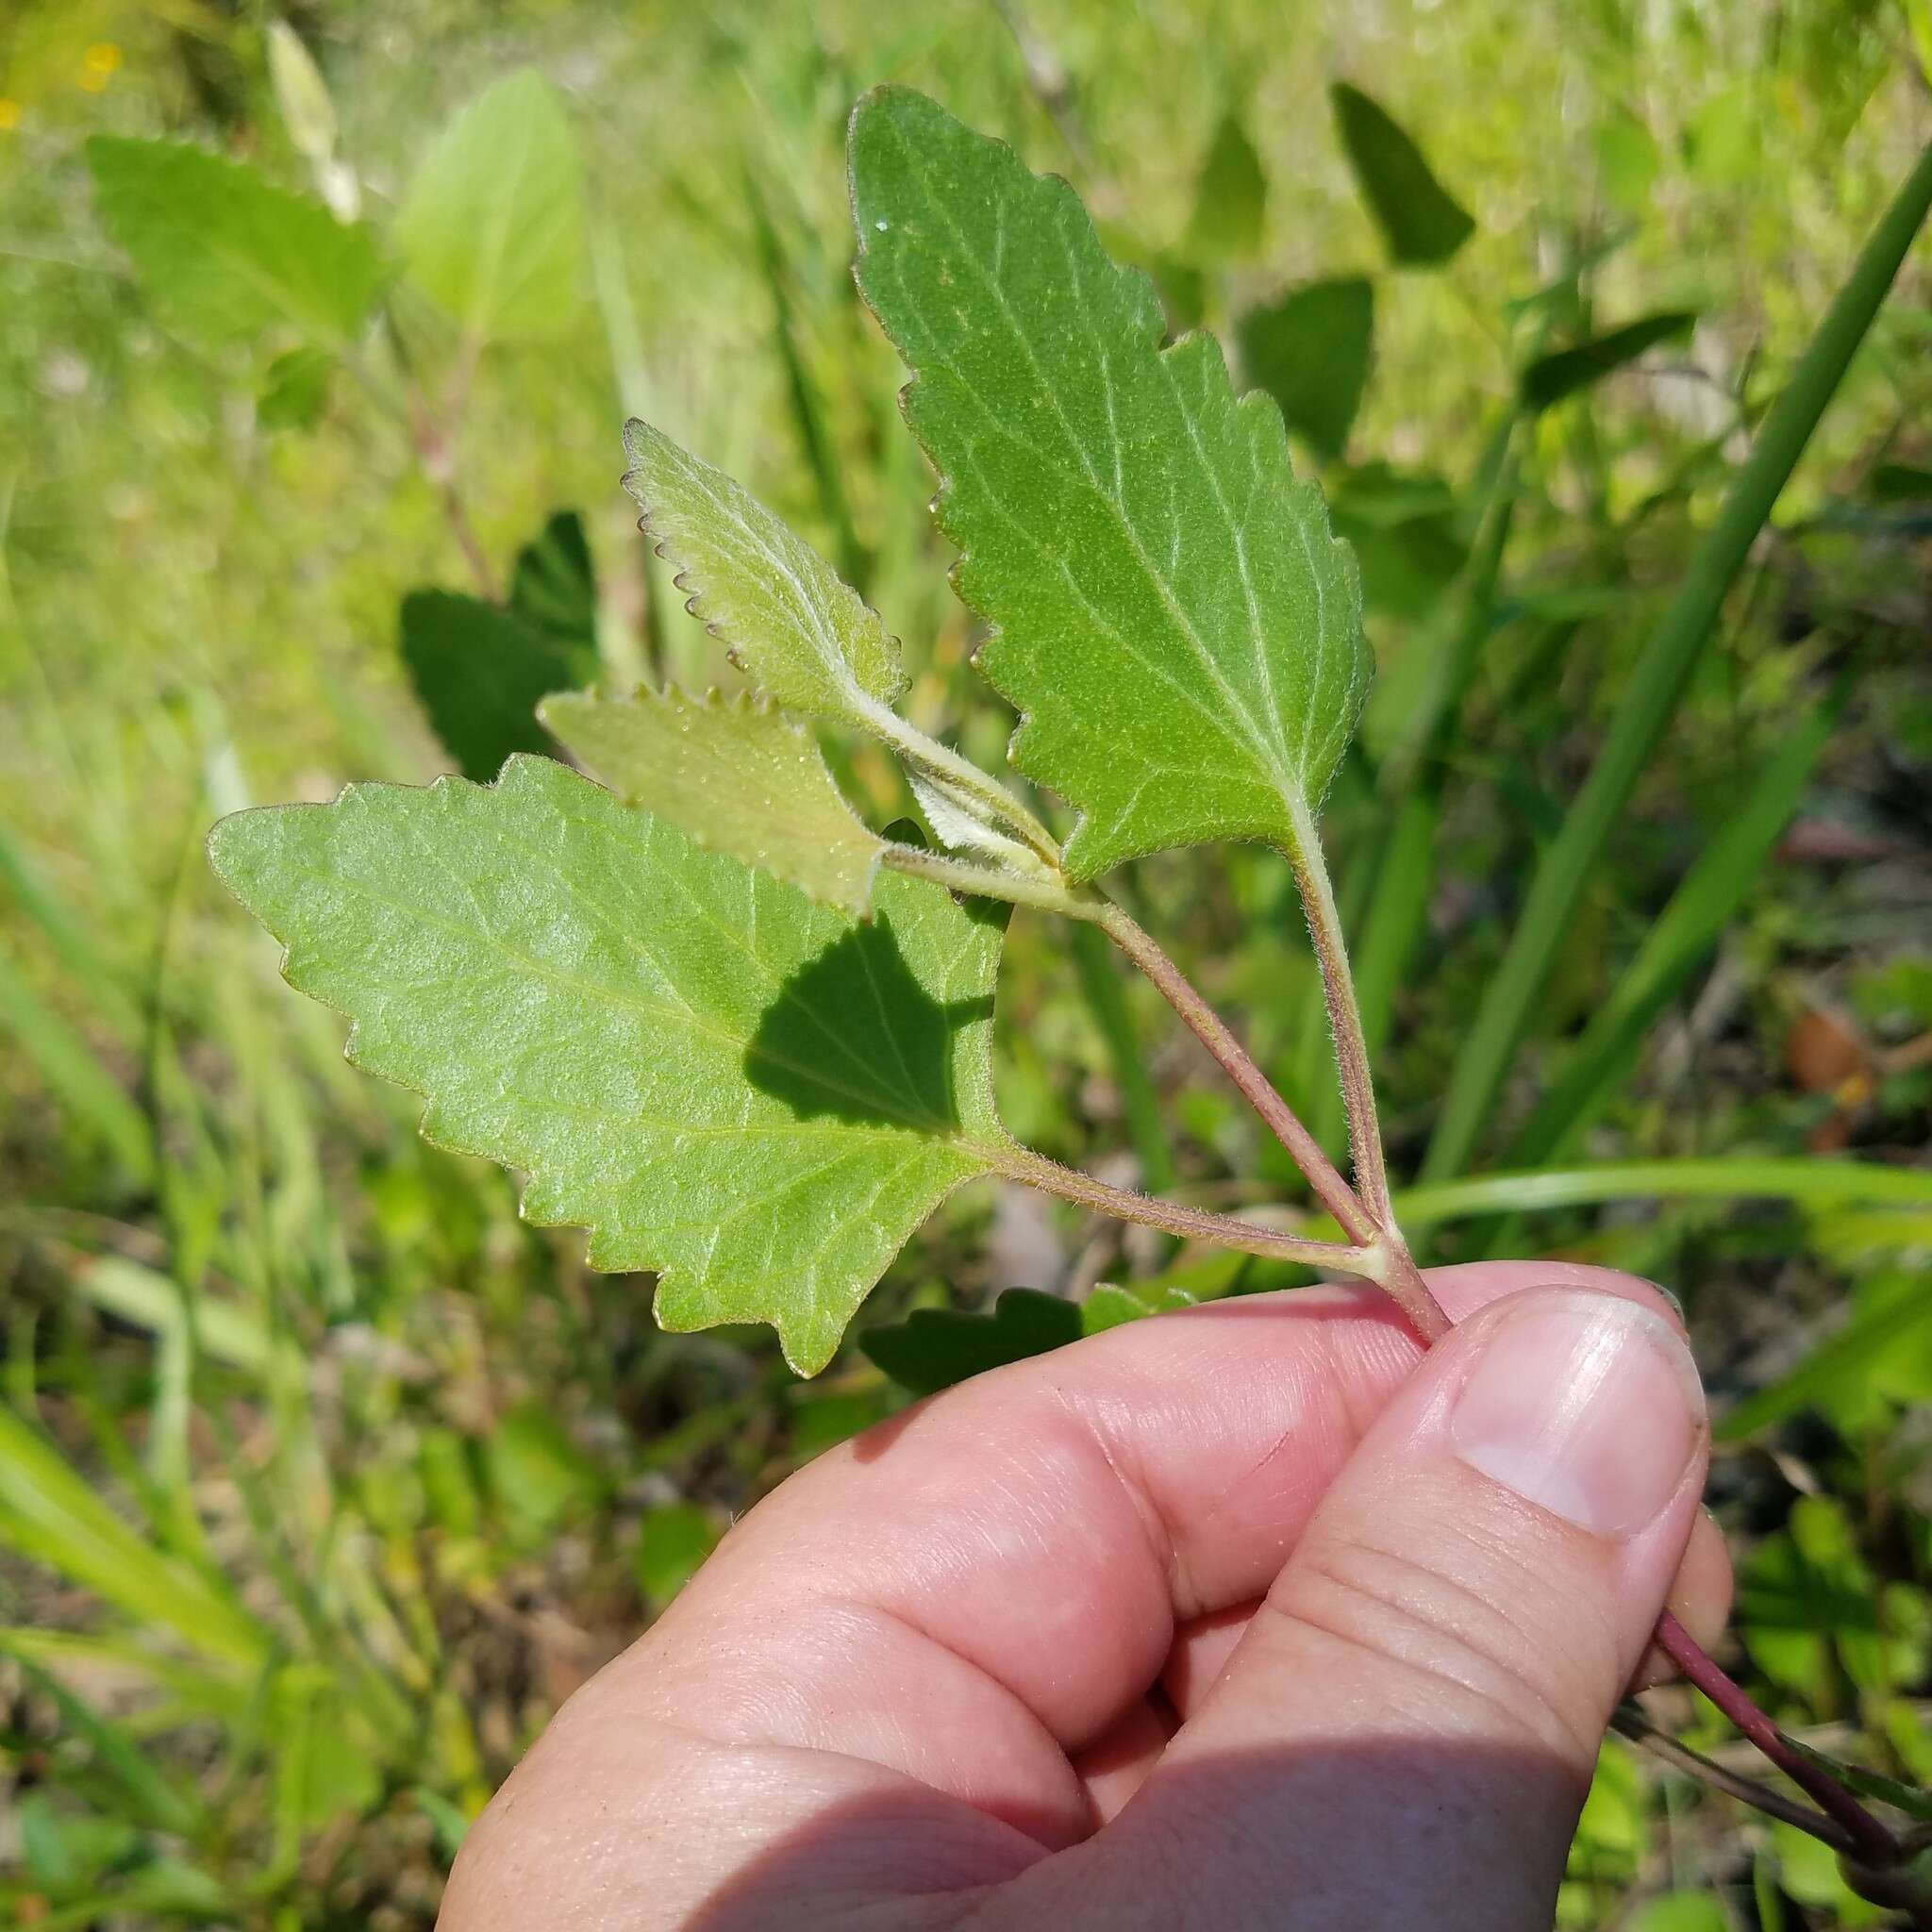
(744, 912, 993, 1132)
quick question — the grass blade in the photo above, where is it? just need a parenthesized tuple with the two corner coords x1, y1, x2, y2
(0, 954, 152, 1183)
(1423, 137, 1932, 1180)
(0, 1403, 267, 1669)
(1505, 681, 1845, 1164)
(1392, 1157, 1932, 1232)
(1070, 920, 1177, 1192)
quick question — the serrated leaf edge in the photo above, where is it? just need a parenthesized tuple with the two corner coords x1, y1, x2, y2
(206, 756, 1008, 1374)
(539, 681, 890, 917)
(619, 420, 908, 714)
(847, 85, 1369, 880)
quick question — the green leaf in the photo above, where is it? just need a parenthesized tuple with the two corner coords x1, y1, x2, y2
(1079, 1279, 1199, 1332)
(862, 1277, 1201, 1394)
(1236, 276, 1374, 460)
(636, 1501, 720, 1604)
(486, 1402, 603, 1530)
(395, 69, 585, 345)
(0, 1405, 265, 1669)
(258, 345, 334, 429)
(207, 756, 1008, 1373)
(1329, 82, 1475, 268)
(1595, 111, 1661, 218)
(1184, 108, 1267, 262)
(861, 1288, 1080, 1394)
(1520, 310, 1696, 412)
(850, 85, 1369, 881)
(1326, 461, 1469, 620)
(86, 136, 386, 350)
(1505, 684, 1841, 1166)
(540, 685, 886, 915)
(1630, 1895, 1729, 1932)
(400, 590, 591, 783)
(508, 508, 598, 644)
(623, 417, 906, 724)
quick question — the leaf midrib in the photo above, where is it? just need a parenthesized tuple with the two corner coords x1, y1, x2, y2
(879, 117, 1301, 809)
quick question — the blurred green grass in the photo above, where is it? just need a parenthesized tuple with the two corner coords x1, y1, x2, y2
(2, 2, 1931, 1924)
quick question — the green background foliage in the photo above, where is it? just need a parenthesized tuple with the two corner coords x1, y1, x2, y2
(2, 2, 1929, 1925)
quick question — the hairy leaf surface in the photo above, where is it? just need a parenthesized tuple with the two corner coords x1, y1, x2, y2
(850, 86, 1369, 880)
(208, 756, 1008, 1373)
(87, 137, 385, 350)
(622, 419, 906, 723)
(541, 686, 885, 914)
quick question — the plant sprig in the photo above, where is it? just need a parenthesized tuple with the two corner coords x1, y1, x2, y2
(208, 84, 1932, 1912)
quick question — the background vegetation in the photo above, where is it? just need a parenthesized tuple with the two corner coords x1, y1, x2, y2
(3, 1, 1930, 1924)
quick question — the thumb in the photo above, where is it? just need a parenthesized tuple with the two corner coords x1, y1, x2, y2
(1038, 1284, 1709, 1932)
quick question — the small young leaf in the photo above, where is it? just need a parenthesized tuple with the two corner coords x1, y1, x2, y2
(1183, 109, 1267, 262)
(1328, 82, 1475, 268)
(208, 757, 1008, 1373)
(399, 591, 590, 783)
(908, 769, 1050, 874)
(86, 137, 385, 350)
(1236, 276, 1375, 460)
(540, 686, 886, 915)
(395, 69, 585, 345)
(850, 86, 1369, 881)
(1519, 310, 1697, 412)
(622, 418, 907, 724)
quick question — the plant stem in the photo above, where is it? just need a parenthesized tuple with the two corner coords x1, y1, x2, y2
(1096, 903, 1377, 1249)
(1651, 1608, 1899, 1866)
(408, 405, 501, 603)
(1611, 1703, 1857, 1854)
(990, 1141, 1375, 1277)
(1286, 814, 1394, 1230)
(879, 843, 1097, 919)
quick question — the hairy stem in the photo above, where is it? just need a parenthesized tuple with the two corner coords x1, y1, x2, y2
(879, 843, 1098, 918)
(1096, 904, 1379, 1250)
(991, 1141, 1378, 1278)
(1286, 815, 1393, 1229)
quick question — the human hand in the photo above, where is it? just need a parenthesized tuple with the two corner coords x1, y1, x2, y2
(440, 1264, 1727, 1930)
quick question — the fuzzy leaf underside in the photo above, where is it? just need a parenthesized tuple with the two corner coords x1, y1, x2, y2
(207, 756, 1006, 1373)
(850, 85, 1371, 881)
(540, 686, 886, 915)
(622, 419, 906, 723)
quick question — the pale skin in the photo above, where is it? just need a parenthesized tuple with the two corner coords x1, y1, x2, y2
(440, 1264, 1731, 1930)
